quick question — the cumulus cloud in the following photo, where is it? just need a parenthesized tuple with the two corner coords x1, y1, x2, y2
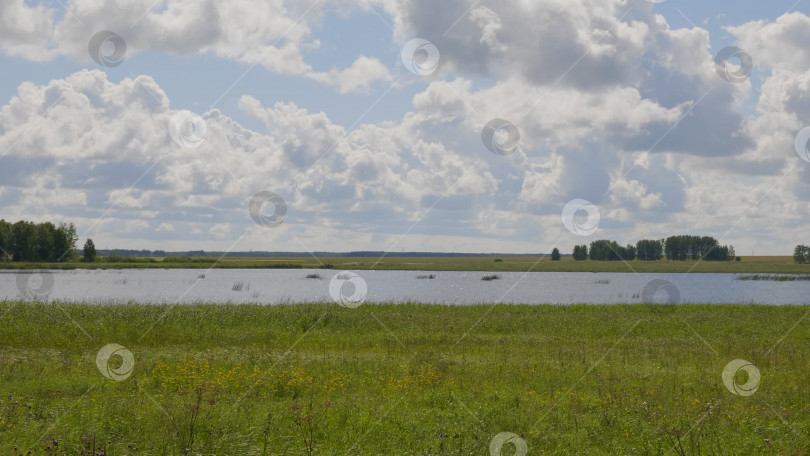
(0, 0, 56, 60)
(0, 70, 499, 248)
(1, 1, 809, 254)
(325, 55, 394, 94)
(0, 0, 391, 93)
(728, 13, 810, 72)
(388, 0, 651, 88)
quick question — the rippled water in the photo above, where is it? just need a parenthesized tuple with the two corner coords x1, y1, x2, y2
(1, 269, 808, 305)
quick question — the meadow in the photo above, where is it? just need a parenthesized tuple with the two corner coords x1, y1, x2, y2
(0, 302, 808, 455)
(1, 255, 809, 274)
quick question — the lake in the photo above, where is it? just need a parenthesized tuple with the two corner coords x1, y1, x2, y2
(2, 269, 808, 305)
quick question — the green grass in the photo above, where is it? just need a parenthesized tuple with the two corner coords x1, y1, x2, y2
(2, 255, 809, 274)
(1, 302, 808, 455)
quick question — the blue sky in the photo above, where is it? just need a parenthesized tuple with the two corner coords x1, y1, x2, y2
(1, 0, 809, 254)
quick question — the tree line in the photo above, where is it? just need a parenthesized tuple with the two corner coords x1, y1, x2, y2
(569, 235, 736, 261)
(0, 220, 79, 262)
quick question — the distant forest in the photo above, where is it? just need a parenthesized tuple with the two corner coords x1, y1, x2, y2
(0, 220, 549, 261)
(85, 250, 546, 258)
(571, 236, 736, 262)
(6, 219, 810, 264)
(0, 220, 77, 262)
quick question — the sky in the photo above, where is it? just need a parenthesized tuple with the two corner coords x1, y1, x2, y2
(1, 0, 809, 255)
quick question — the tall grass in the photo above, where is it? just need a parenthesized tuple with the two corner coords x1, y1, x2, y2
(0, 302, 807, 454)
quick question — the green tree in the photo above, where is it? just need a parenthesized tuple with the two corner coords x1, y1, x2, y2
(624, 244, 636, 260)
(0, 219, 12, 261)
(572, 245, 588, 261)
(664, 235, 733, 261)
(34, 222, 57, 261)
(589, 240, 634, 261)
(11, 220, 36, 261)
(54, 223, 78, 261)
(636, 239, 663, 261)
(551, 248, 561, 261)
(795, 245, 808, 264)
(83, 238, 97, 262)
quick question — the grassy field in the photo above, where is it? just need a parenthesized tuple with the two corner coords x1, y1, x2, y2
(1, 255, 809, 274)
(0, 302, 808, 455)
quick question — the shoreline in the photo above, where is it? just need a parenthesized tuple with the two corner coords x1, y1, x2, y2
(0, 255, 807, 274)
(1, 300, 807, 307)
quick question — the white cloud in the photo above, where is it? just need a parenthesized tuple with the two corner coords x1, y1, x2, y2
(208, 223, 232, 239)
(1, 2, 810, 254)
(0, 0, 56, 61)
(325, 56, 394, 94)
(728, 13, 810, 73)
(0, 70, 498, 249)
(0, 0, 392, 93)
(107, 189, 151, 209)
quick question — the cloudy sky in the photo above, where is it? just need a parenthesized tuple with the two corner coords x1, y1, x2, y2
(1, 0, 809, 255)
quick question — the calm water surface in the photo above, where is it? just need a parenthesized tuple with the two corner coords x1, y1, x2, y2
(1, 269, 808, 305)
